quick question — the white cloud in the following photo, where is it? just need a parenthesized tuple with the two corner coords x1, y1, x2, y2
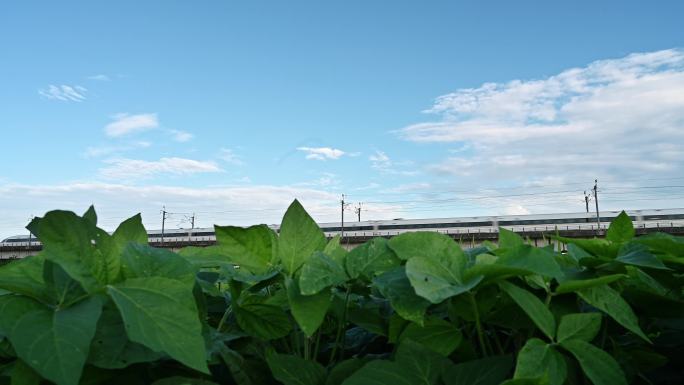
(219, 149, 244, 166)
(83, 141, 151, 158)
(297, 147, 346, 160)
(39, 85, 87, 102)
(87, 74, 111, 81)
(99, 157, 222, 179)
(171, 130, 194, 142)
(399, 49, 684, 184)
(105, 113, 159, 137)
(369, 150, 419, 176)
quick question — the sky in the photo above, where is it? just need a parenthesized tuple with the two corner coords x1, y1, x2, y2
(1, 0, 684, 237)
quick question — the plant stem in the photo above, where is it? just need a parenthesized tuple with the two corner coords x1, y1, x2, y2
(328, 287, 351, 366)
(217, 305, 232, 332)
(469, 292, 488, 357)
(313, 329, 322, 361)
(304, 336, 311, 360)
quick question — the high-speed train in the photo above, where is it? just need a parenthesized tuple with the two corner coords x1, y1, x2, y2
(2, 208, 683, 247)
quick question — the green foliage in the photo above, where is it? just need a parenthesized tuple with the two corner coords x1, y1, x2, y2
(0, 202, 682, 385)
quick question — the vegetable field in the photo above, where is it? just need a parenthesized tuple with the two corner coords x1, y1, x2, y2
(1, 200, 683, 385)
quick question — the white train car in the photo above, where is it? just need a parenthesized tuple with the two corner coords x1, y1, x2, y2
(2, 208, 683, 247)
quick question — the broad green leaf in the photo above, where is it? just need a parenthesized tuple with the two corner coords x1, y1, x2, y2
(10, 359, 41, 385)
(616, 243, 668, 270)
(373, 267, 430, 325)
(341, 360, 416, 385)
(107, 277, 208, 373)
(286, 278, 330, 337)
(83, 205, 98, 226)
(88, 300, 164, 369)
(398, 317, 462, 356)
(10, 296, 102, 385)
(514, 338, 565, 385)
(27, 210, 102, 292)
(395, 339, 449, 385)
(406, 251, 481, 304)
(266, 351, 326, 385)
(442, 355, 514, 385)
(151, 377, 218, 385)
(214, 224, 276, 273)
(560, 339, 627, 385)
(347, 305, 387, 336)
(324, 235, 348, 266)
(552, 236, 618, 259)
(94, 214, 148, 284)
(566, 243, 593, 263)
(388, 231, 460, 261)
(113, 214, 148, 245)
(299, 252, 348, 295)
(0, 295, 43, 336)
(221, 265, 280, 284)
(346, 237, 400, 280)
(120, 244, 196, 285)
(216, 345, 253, 385)
(576, 285, 650, 342)
(499, 227, 525, 249)
(0, 255, 50, 303)
(554, 274, 626, 294)
(43, 260, 88, 308)
(499, 281, 555, 341)
(279, 200, 327, 275)
(634, 232, 684, 257)
(557, 313, 602, 343)
(326, 359, 366, 385)
(606, 211, 634, 244)
(496, 246, 563, 279)
(234, 302, 292, 340)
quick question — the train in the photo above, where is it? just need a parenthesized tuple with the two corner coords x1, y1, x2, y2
(2, 208, 684, 247)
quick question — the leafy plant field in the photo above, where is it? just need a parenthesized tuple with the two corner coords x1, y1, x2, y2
(1, 201, 683, 385)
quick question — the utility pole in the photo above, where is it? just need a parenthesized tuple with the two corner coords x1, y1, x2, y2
(340, 194, 346, 239)
(592, 180, 601, 235)
(190, 213, 195, 229)
(161, 206, 167, 246)
(584, 191, 590, 213)
(355, 202, 362, 222)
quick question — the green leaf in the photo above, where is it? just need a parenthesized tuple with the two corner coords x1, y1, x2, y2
(341, 360, 416, 385)
(554, 274, 626, 294)
(634, 232, 684, 257)
(324, 235, 348, 266)
(234, 302, 292, 340)
(42, 259, 88, 310)
(616, 243, 668, 270)
(406, 251, 481, 304)
(0, 255, 50, 303)
(106, 277, 208, 373)
(113, 214, 148, 245)
(496, 246, 563, 279)
(442, 355, 514, 385)
(498, 281, 555, 341)
(557, 313, 602, 343)
(552, 236, 618, 259)
(83, 205, 98, 226)
(345, 237, 400, 280)
(398, 317, 462, 356)
(560, 339, 627, 385)
(120, 244, 196, 285)
(266, 351, 326, 385)
(93, 214, 148, 285)
(279, 200, 327, 275)
(299, 252, 348, 295)
(373, 267, 430, 325)
(326, 359, 366, 385)
(10, 359, 41, 385)
(576, 285, 650, 342)
(151, 377, 218, 385)
(606, 211, 634, 244)
(514, 338, 566, 385)
(0, 295, 43, 336)
(87, 300, 164, 369)
(395, 339, 449, 385)
(10, 296, 103, 385)
(27, 210, 102, 292)
(286, 277, 330, 337)
(214, 224, 276, 274)
(499, 227, 525, 250)
(388, 231, 460, 261)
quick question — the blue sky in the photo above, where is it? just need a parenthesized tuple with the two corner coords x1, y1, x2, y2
(1, 0, 684, 236)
